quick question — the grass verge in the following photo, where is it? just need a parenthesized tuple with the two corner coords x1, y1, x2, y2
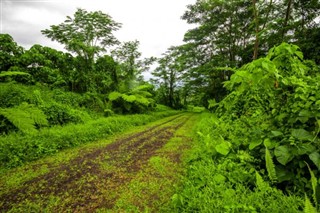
(0, 110, 180, 169)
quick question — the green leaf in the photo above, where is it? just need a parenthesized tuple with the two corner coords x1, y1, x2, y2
(274, 145, 294, 165)
(299, 110, 312, 117)
(215, 142, 230, 156)
(292, 129, 314, 141)
(249, 140, 262, 150)
(271, 131, 283, 137)
(264, 138, 276, 149)
(309, 152, 320, 170)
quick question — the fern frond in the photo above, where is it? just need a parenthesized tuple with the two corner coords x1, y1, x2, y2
(122, 94, 136, 103)
(0, 71, 31, 78)
(132, 90, 153, 97)
(265, 147, 277, 183)
(0, 108, 36, 133)
(0, 103, 48, 134)
(134, 95, 150, 106)
(304, 195, 317, 213)
(255, 171, 269, 191)
(108, 92, 122, 101)
(306, 162, 318, 207)
(131, 84, 153, 92)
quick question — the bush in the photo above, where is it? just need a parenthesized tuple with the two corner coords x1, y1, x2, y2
(0, 82, 32, 108)
(40, 102, 90, 126)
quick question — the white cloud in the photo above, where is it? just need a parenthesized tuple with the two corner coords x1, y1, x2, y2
(1, 0, 196, 58)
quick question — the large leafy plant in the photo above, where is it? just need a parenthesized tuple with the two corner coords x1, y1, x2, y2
(108, 84, 156, 114)
(214, 43, 320, 196)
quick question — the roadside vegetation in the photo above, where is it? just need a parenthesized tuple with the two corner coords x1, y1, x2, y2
(1, 0, 320, 212)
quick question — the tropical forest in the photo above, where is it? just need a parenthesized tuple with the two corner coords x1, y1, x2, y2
(0, 0, 320, 212)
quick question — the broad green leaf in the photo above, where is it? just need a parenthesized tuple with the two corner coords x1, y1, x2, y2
(297, 144, 316, 155)
(291, 129, 314, 141)
(299, 110, 312, 117)
(276, 166, 294, 183)
(249, 141, 262, 150)
(264, 138, 276, 149)
(271, 131, 283, 137)
(309, 152, 320, 170)
(274, 145, 294, 165)
(215, 142, 230, 156)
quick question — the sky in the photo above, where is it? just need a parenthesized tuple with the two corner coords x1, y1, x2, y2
(1, 0, 196, 60)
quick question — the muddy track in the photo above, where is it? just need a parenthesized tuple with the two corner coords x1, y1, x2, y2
(0, 113, 192, 212)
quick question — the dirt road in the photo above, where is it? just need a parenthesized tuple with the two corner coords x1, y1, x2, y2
(0, 113, 197, 212)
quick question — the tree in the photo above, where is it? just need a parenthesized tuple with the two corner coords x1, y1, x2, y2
(0, 34, 24, 71)
(94, 55, 119, 92)
(14, 44, 67, 86)
(112, 40, 156, 91)
(152, 47, 183, 109)
(42, 8, 121, 92)
(175, 0, 319, 107)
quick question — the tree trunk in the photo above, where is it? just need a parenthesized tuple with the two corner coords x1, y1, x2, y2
(282, 0, 293, 40)
(252, 0, 259, 60)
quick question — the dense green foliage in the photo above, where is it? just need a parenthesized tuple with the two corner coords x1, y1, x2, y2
(172, 113, 304, 212)
(216, 43, 320, 192)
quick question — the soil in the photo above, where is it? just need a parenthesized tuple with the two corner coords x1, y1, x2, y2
(0, 114, 193, 212)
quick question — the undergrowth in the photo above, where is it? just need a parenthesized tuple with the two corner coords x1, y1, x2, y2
(171, 113, 304, 212)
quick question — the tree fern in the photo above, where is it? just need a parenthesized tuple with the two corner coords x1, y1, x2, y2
(108, 91, 122, 101)
(0, 103, 48, 134)
(122, 94, 136, 103)
(265, 147, 277, 183)
(135, 94, 151, 106)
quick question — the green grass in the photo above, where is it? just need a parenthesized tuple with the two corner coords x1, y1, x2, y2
(99, 113, 199, 212)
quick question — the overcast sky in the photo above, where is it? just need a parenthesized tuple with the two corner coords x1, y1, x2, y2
(1, 0, 196, 59)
